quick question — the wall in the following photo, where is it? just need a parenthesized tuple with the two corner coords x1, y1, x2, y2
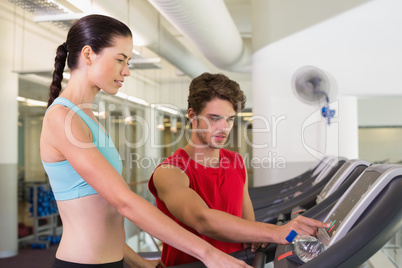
(251, 0, 402, 186)
(0, 1, 21, 257)
(358, 96, 402, 163)
(359, 128, 402, 163)
(358, 97, 402, 127)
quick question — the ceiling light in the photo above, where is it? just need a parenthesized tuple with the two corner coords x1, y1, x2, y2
(17, 96, 47, 107)
(34, 13, 85, 22)
(127, 96, 149, 106)
(97, 101, 106, 119)
(114, 91, 149, 106)
(122, 106, 133, 124)
(156, 113, 165, 131)
(170, 116, 177, 133)
(237, 112, 253, 117)
(153, 105, 179, 116)
(115, 92, 128, 99)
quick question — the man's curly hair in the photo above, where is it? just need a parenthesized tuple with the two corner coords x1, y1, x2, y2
(187, 72, 246, 114)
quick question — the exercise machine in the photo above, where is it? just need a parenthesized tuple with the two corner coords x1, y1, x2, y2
(274, 164, 402, 267)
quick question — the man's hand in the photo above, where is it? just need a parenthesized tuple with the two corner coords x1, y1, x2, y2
(243, 242, 269, 252)
(273, 216, 330, 244)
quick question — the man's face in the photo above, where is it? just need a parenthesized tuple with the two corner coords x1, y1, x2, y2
(190, 98, 236, 149)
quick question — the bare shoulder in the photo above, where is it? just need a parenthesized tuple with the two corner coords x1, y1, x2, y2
(152, 164, 204, 212)
(49, 104, 90, 134)
(43, 104, 68, 124)
(43, 105, 87, 130)
(40, 104, 91, 161)
(153, 164, 190, 190)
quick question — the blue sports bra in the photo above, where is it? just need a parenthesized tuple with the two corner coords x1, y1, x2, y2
(41, 97, 123, 201)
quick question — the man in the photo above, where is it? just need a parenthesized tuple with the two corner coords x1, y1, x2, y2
(148, 73, 328, 266)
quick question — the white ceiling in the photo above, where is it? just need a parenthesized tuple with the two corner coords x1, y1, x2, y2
(10, 0, 372, 92)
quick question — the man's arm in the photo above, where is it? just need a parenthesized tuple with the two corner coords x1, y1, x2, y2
(152, 164, 329, 245)
(241, 168, 270, 251)
(242, 169, 255, 221)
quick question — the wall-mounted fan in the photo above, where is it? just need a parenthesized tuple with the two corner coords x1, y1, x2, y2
(292, 66, 337, 125)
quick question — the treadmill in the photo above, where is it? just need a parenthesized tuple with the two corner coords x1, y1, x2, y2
(165, 164, 402, 268)
(273, 164, 402, 268)
(228, 159, 370, 264)
(252, 157, 347, 212)
(255, 159, 370, 224)
(249, 156, 333, 200)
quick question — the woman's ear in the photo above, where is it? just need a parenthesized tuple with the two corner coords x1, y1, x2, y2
(81, 45, 94, 66)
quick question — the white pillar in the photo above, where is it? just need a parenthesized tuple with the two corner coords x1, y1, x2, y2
(0, 33, 18, 258)
(337, 96, 359, 159)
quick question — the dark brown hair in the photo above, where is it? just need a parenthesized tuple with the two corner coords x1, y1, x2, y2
(188, 72, 246, 114)
(48, 14, 132, 107)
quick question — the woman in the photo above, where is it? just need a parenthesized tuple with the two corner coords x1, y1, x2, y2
(40, 14, 251, 268)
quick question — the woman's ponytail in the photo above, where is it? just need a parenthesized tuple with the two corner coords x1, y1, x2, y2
(48, 43, 67, 107)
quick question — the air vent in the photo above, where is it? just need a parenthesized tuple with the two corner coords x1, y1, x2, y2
(129, 57, 162, 70)
(9, 0, 82, 29)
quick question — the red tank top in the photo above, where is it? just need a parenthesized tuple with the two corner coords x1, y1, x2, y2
(148, 148, 246, 266)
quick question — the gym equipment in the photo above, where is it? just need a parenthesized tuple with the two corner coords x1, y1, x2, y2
(251, 156, 340, 209)
(28, 184, 60, 249)
(252, 251, 268, 268)
(274, 164, 402, 267)
(252, 157, 347, 213)
(316, 159, 370, 204)
(257, 159, 370, 224)
(249, 156, 333, 200)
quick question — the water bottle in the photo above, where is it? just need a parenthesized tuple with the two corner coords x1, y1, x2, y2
(286, 230, 327, 263)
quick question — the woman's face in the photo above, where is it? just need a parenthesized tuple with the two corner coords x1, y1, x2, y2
(88, 36, 133, 95)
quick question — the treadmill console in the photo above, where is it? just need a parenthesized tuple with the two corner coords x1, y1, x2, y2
(275, 164, 402, 266)
(316, 159, 370, 203)
(318, 165, 400, 247)
(311, 156, 332, 178)
(312, 157, 347, 185)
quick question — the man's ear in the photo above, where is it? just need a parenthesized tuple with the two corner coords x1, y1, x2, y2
(188, 108, 196, 122)
(188, 108, 198, 128)
(81, 45, 94, 66)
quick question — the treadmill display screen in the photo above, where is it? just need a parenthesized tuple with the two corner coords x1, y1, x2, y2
(325, 171, 379, 238)
(319, 163, 350, 199)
